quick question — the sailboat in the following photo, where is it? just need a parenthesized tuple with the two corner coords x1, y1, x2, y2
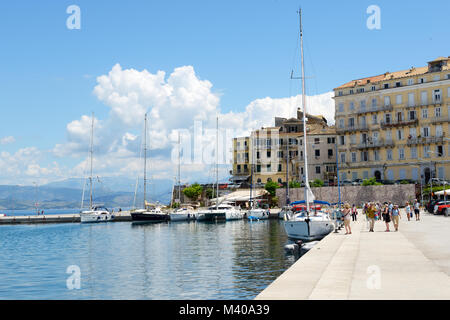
(80, 113, 115, 223)
(247, 132, 269, 221)
(170, 132, 198, 221)
(283, 9, 334, 240)
(131, 113, 170, 223)
(197, 116, 244, 222)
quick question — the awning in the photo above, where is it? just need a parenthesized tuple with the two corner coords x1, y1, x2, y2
(230, 176, 250, 182)
(435, 189, 450, 196)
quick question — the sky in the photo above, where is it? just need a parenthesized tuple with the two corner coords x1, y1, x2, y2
(0, 0, 449, 187)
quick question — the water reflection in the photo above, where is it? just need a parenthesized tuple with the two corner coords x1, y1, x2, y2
(0, 219, 297, 300)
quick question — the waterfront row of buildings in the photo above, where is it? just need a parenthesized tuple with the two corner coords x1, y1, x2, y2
(231, 56, 450, 186)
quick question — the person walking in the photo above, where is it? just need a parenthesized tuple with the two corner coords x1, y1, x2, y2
(405, 202, 411, 221)
(382, 203, 391, 232)
(351, 204, 357, 221)
(343, 203, 352, 235)
(392, 205, 401, 231)
(414, 199, 420, 221)
(367, 202, 376, 232)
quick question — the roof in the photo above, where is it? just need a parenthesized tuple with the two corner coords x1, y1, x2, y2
(211, 189, 269, 203)
(334, 56, 450, 90)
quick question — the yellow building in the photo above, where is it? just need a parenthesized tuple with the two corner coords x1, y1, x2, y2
(334, 56, 450, 183)
(231, 111, 337, 186)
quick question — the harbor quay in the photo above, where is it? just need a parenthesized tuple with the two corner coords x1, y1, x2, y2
(256, 210, 450, 300)
(0, 211, 132, 224)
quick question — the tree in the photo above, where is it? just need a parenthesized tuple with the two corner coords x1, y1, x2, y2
(362, 177, 382, 186)
(183, 183, 203, 200)
(311, 179, 324, 187)
(205, 188, 216, 199)
(264, 181, 279, 197)
(289, 181, 301, 188)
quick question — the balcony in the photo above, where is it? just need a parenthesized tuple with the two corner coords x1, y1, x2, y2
(429, 116, 450, 124)
(380, 118, 418, 129)
(356, 104, 393, 115)
(356, 138, 394, 149)
(406, 136, 444, 146)
(336, 124, 370, 133)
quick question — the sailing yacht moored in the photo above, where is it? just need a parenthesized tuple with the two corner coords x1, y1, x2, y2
(80, 113, 115, 223)
(282, 9, 333, 240)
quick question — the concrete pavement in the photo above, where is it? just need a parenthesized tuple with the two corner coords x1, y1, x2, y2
(256, 210, 450, 300)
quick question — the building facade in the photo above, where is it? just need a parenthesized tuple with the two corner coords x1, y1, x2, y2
(334, 56, 450, 183)
(232, 111, 337, 186)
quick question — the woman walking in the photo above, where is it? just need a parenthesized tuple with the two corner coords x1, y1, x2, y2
(343, 203, 352, 235)
(351, 204, 357, 221)
(414, 199, 420, 221)
(382, 203, 391, 232)
(405, 202, 411, 221)
(367, 202, 376, 232)
(392, 205, 401, 231)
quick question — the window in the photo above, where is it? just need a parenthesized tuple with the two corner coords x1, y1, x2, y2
(371, 85, 376, 91)
(256, 165, 261, 172)
(277, 151, 283, 158)
(349, 89, 354, 94)
(399, 169, 406, 180)
(278, 164, 282, 172)
(278, 178, 283, 183)
(339, 119, 345, 128)
(360, 100, 366, 110)
(435, 107, 441, 118)
(387, 149, 393, 160)
(372, 114, 377, 124)
(384, 83, 389, 89)
(338, 91, 343, 96)
(384, 96, 391, 106)
(350, 134, 356, 144)
(340, 136, 345, 145)
(315, 149, 320, 157)
(315, 166, 321, 174)
(409, 127, 417, 138)
(338, 103, 344, 112)
(351, 152, 357, 162)
(396, 94, 402, 104)
(421, 91, 428, 105)
(408, 110, 416, 121)
(436, 125, 443, 137)
(411, 147, 417, 159)
(399, 148, 405, 160)
(371, 98, 377, 109)
(340, 153, 346, 163)
(396, 82, 401, 87)
(357, 88, 365, 93)
(314, 138, 320, 144)
(397, 129, 403, 140)
(419, 78, 426, 84)
(437, 145, 444, 157)
(327, 137, 335, 144)
(408, 92, 415, 106)
(408, 79, 414, 85)
(422, 109, 428, 119)
(363, 171, 369, 179)
(349, 118, 355, 127)
(361, 151, 368, 162)
(433, 89, 442, 103)
(434, 75, 440, 81)
(385, 113, 391, 124)
(422, 127, 429, 137)
(424, 145, 430, 158)
(349, 101, 355, 111)
(328, 149, 333, 157)
(266, 164, 271, 172)
(256, 151, 260, 159)
(237, 165, 241, 172)
(267, 151, 271, 158)
(374, 150, 380, 161)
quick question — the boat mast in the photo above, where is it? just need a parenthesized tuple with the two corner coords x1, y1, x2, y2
(299, 8, 310, 214)
(89, 112, 94, 210)
(178, 132, 181, 204)
(286, 134, 289, 205)
(250, 133, 253, 209)
(216, 116, 219, 210)
(143, 113, 147, 209)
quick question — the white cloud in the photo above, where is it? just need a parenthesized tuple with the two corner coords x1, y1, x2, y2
(0, 136, 15, 145)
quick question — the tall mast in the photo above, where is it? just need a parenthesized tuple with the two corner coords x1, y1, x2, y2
(299, 8, 310, 213)
(143, 113, 147, 208)
(178, 131, 181, 204)
(216, 116, 219, 210)
(89, 112, 94, 210)
(286, 135, 289, 205)
(249, 133, 253, 209)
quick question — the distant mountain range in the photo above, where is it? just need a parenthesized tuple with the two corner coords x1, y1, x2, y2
(0, 177, 174, 210)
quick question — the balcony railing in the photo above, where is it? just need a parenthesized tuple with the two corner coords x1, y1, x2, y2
(356, 138, 394, 149)
(336, 124, 370, 133)
(406, 136, 444, 146)
(356, 104, 393, 114)
(380, 118, 418, 128)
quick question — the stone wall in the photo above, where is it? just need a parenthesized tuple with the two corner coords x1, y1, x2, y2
(276, 184, 417, 207)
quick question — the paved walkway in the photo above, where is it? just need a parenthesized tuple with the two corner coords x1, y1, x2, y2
(256, 211, 450, 300)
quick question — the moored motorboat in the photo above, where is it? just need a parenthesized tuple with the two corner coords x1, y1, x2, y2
(81, 206, 115, 223)
(169, 206, 197, 222)
(247, 208, 269, 221)
(131, 204, 169, 223)
(197, 203, 244, 222)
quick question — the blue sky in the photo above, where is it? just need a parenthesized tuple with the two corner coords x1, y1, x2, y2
(0, 0, 448, 186)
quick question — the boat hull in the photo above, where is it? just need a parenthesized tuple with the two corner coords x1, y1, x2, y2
(80, 213, 115, 223)
(247, 209, 269, 221)
(283, 219, 334, 241)
(169, 212, 197, 221)
(131, 212, 170, 222)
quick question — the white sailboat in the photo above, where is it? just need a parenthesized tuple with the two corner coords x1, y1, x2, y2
(80, 113, 115, 223)
(170, 132, 198, 221)
(283, 9, 333, 240)
(197, 116, 244, 221)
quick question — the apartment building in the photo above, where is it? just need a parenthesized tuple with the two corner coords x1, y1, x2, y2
(231, 111, 337, 185)
(334, 56, 450, 183)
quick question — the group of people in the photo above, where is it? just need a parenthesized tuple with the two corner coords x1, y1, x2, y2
(340, 199, 421, 234)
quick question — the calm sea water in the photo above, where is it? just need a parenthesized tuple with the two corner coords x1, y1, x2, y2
(0, 219, 298, 300)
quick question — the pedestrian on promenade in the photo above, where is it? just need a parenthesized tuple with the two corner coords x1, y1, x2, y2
(343, 203, 352, 235)
(367, 202, 376, 232)
(405, 202, 411, 221)
(388, 201, 393, 216)
(414, 199, 420, 221)
(382, 203, 391, 232)
(392, 205, 401, 231)
(351, 204, 357, 221)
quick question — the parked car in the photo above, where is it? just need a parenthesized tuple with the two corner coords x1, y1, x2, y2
(341, 180, 353, 186)
(431, 178, 449, 185)
(427, 199, 442, 213)
(433, 201, 450, 215)
(380, 180, 395, 185)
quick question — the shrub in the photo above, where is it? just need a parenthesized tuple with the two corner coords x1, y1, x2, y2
(265, 181, 279, 197)
(311, 179, 324, 187)
(362, 177, 382, 186)
(182, 183, 203, 200)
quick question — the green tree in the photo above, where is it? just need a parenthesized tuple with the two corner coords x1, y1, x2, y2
(311, 179, 324, 187)
(289, 181, 301, 188)
(265, 181, 279, 197)
(205, 188, 216, 199)
(182, 183, 203, 200)
(362, 177, 382, 186)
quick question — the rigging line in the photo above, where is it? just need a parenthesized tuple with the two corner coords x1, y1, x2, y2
(132, 118, 145, 209)
(304, 38, 319, 98)
(289, 24, 301, 118)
